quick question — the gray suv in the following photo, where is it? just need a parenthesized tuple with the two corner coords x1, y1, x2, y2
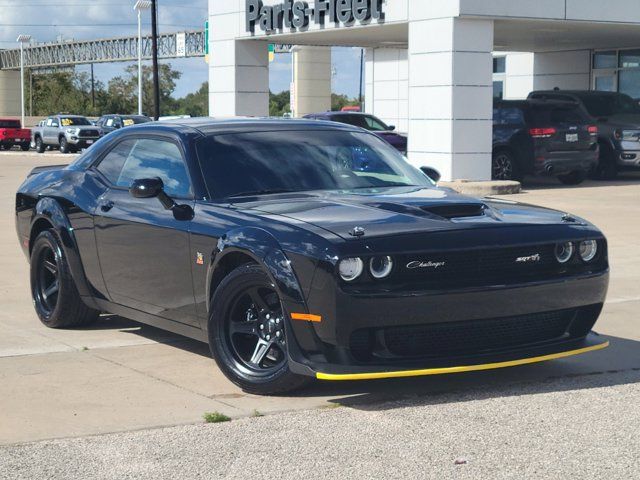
(528, 90, 640, 179)
(32, 115, 102, 154)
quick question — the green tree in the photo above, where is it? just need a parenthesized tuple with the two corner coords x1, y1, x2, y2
(173, 81, 209, 117)
(269, 90, 290, 116)
(331, 93, 360, 112)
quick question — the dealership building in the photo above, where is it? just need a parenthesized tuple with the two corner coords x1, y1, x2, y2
(208, 0, 640, 181)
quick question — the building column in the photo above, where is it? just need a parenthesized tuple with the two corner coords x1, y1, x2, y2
(0, 70, 21, 117)
(209, 2, 269, 116)
(407, 17, 494, 181)
(292, 46, 331, 118)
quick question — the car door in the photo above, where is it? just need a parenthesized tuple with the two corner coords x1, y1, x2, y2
(44, 117, 58, 143)
(92, 135, 199, 326)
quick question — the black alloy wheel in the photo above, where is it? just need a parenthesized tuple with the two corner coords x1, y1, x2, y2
(492, 150, 521, 181)
(209, 264, 311, 395)
(30, 230, 99, 328)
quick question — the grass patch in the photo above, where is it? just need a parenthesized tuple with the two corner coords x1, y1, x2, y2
(203, 411, 231, 423)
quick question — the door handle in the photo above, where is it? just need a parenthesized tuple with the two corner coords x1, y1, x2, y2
(100, 200, 114, 212)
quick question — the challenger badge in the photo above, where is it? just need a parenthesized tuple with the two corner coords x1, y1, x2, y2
(406, 260, 446, 269)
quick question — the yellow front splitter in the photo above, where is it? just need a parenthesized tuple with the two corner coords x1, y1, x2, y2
(316, 341, 609, 381)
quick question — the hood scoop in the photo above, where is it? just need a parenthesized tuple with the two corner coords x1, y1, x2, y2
(420, 203, 487, 219)
(363, 201, 487, 221)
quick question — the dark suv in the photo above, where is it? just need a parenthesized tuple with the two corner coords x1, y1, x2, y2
(529, 90, 640, 179)
(493, 100, 599, 184)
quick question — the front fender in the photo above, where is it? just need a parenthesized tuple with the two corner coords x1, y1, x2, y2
(207, 227, 307, 306)
(32, 197, 98, 308)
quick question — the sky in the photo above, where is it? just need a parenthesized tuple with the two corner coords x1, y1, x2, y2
(1, 0, 362, 98)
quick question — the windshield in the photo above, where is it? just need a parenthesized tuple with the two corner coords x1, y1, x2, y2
(196, 130, 432, 199)
(578, 93, 640, 117)
(333, 114, 389, 131)
(122, 116, 152, 126)
(60, 117, 92, 126)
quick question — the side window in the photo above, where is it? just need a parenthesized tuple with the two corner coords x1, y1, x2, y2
(116, 138, 192, 198)
(497, 107, 524, 125)
(106, 118, 114, 127)
(46, 118, 55, 127)
(493, 108, 502, 124)
(96, 139, 137, 184)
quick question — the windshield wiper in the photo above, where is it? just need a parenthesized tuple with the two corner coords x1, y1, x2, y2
(227, 188, 295, 198)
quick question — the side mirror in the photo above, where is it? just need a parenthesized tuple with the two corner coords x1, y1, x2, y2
(130, 177, 164, 199)
(387, 125, 396, 131)
(420, 166, 441, 183)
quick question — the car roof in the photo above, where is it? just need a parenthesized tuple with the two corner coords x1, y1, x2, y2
(308, 111, 370, 117)
(495, 99, 579, 108)
(149, 116, 364, 135)
(531, 90, 621, 97)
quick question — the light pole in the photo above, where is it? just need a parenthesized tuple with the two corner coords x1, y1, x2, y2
(134, 0, 152, 116)
(16, 35, 31, 127)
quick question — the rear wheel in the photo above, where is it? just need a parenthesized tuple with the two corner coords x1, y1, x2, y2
(30, 230, 99, 328)
(557, 171, 586, 185)
(208, 264, 311, 395)
(21, 143, 30, 151)
(35, 136, 45, 154)
(1, 144, 11, 151)
(492, 150, 522, 181)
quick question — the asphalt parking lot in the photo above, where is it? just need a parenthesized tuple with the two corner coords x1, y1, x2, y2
(1, 151, 639, 478)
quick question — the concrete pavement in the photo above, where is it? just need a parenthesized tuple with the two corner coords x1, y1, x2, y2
(0, 153, 638, 475)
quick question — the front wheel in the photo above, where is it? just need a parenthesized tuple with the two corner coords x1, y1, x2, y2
(208, 264, 311, 395)
(59, 137, 70, 154)
(557, 171, 586, 185)
(35, 137, 45, 154)
(30, 230, 99, 328)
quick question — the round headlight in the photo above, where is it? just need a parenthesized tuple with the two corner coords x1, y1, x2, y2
(369, 256, 393, 279)
(579, 240, 598, 262)
(555, 242, 574, 264)
(338, 257, 363, 282)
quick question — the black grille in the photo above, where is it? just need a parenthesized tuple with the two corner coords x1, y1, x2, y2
(350, 309, 584, 361)
(79, 129, 100, 137)
(398, 244, 579, 289)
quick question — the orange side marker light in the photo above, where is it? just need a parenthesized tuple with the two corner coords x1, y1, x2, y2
(291, 313, 322, 323)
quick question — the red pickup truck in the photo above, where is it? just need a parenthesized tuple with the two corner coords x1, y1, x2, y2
(0, 118, 31, 151)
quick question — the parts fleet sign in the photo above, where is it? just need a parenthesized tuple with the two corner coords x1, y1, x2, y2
(246, 0, 384, 34)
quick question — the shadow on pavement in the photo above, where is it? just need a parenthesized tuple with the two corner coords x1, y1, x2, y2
(519, 171, 640, 192)
(83, 314, 640, 409)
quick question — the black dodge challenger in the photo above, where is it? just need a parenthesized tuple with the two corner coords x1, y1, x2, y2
(15, 118, 609, 394)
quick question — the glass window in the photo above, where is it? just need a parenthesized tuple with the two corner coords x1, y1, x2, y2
(0, 120, 21, 128)
(493, 57, 506, 74)
(619, 49, 640, 68)
(96, 139, 137, 184)
(363, 115, 389, 131)
(593, 51, 617, 69)
(493, 81, 504, 99)
(577, 93, 640, 117)
(595, 76, 615, 92)
(59, 117, 91, 127)
(116, 139, 191, 198)
(496, 107, 524, 125)
(196, 130, 433, 199)
(619, 70, 640, 99)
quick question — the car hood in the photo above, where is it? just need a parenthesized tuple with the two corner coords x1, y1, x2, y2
(235, 186, 581, 240)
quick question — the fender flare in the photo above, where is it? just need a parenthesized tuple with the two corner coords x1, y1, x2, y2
(31, 197, 98, 307)
(205, 226, 306, 308)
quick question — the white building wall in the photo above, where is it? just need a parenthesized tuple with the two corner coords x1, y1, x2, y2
(502, 50, 591, 99)
(364, 48, 409, 133)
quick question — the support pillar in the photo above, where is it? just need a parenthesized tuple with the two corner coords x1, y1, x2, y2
(292, 46, 331, 117)
(408, 17, 494, 181)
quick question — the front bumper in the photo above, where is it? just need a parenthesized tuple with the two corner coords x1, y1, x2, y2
(308, 333, 609, 380)
(67, 136, 100, 147)
(616, 148, 640, 168)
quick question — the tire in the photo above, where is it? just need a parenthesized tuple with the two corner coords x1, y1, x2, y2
(208, 263, 311, 395)
(59, 136, 70, 154)
(1, 144, 11, 151)
(557, 171, 586, 185)
(35, 136, 45, 154)
(21, 143, 30, 151)
(492, 150, 522, 181)
(591, 143, 618, 180)
(30, 229, 99, 328)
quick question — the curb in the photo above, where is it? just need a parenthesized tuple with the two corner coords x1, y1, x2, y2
(439, 180, 521, 196)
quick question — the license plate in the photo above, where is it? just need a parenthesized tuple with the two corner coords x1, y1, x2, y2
(14, 138, 20, 142)
(566, 133, 578, 142)
(86, 140, 94, 144)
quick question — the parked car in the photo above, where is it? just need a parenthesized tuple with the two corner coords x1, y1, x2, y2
(31, 115, 103, 154)
(528, 90, 640, 179)
(0, 118, 31, 151)
(96, 114, 152, 134)
(493, 99, 599, 184)
(304, 112, 407, 154)
(15, 118, 609, 394)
